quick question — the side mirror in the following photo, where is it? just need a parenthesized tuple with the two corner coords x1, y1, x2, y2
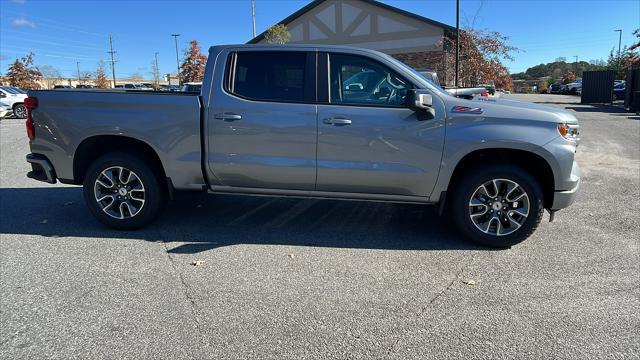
(405, 89, 436, 120)
(406, 89, 433, 111)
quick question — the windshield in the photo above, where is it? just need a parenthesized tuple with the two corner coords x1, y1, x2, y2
(13, 87, 27, 94)
(1, 86, 21, 94)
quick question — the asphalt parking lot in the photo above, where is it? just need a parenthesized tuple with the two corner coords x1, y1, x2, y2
(1, 94, 638, 359)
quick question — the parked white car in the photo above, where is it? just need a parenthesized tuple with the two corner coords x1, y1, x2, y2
(114, 83, 154, 91)
(0, 86, 28, 118)
(565, 80, 582, 95)
(0, 102, 12, 118)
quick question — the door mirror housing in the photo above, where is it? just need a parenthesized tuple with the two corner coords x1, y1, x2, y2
(405, 89, 435, 119)
(406, 89, 433, 111)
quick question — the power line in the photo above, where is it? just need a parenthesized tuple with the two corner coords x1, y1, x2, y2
(108, 34, 117, 88)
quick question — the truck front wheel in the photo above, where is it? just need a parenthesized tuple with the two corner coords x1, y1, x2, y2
(83, 152, 166, 230)
(450, 165, 544, 247)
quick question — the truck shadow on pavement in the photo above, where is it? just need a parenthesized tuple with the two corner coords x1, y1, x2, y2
(0, 187, 482, 253)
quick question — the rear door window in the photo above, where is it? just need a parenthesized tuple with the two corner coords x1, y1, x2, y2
(228, 51, 312, 103)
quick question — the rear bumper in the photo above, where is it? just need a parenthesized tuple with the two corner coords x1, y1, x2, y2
(551, 160, 580, 210)
(26, 153, 57, 184)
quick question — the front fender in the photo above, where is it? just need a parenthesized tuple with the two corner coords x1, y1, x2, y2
(430, 114, 559, 201)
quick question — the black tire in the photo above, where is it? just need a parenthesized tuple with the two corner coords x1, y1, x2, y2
(13, 103, 26, 119)
(449, 164, 544, 248)
(83, 152, 166, 230)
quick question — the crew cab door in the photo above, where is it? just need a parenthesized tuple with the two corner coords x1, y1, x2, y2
(206, 50, 317, 190)
(316, 52, 445, 197)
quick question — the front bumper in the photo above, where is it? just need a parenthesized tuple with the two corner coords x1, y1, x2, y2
(26, 153, 57, 184)
(551, 160, 580, 210)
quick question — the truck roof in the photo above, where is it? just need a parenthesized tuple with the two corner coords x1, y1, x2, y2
(208, 44, 389, 56)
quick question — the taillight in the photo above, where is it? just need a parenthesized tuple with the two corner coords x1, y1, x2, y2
(481, 92, 489, 97)
(24, 97, 37, 140)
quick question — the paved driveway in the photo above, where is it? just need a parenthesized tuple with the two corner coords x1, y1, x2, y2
(1, 94, 638, 359)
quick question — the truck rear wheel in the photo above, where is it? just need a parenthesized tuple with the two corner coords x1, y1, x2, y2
(450, 165, 544, 247)
(83, 152, 166, 230)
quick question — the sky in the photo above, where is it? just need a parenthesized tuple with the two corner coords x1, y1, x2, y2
(0, 0, 638, 79)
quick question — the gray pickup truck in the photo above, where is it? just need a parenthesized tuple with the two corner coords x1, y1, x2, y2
(25, 44, 580, 247)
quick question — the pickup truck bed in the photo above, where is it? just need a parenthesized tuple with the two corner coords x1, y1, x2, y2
(28, 90, 206, 190)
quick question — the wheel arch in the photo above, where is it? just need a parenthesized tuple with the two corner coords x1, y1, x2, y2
(73, 135, 167, 186)
(444, 148, 555, 209)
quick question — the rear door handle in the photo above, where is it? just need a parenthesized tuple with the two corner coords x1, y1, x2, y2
(215, 112, 242, 121)
(323, 117, 352, 126)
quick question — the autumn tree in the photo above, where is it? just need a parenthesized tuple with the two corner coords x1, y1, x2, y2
(628, 28, 640, 68)
(561, 71, 576, 84)
(264, 24, 291, 45)
(6, 53, 42, 89)
(79, 71, 94, 85)
(441, 28, 518, 88)
(179, 40, 207, 83)
(538, 79, 548, 93)
(39, 65, 61, 89)
(604, 29, 640, 79)
(95, 61, 110, 89)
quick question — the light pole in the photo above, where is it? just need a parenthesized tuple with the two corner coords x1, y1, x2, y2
(154, 52, 160, 89)
(251, 0, 257, 38)
(76, 61, 81, 85)
(455, 0, 460, 88)
(614, 29, 622, 66)
(108, 34, 117, 88)
(573, 55, 578, 77)
(171, 34, 181, 85)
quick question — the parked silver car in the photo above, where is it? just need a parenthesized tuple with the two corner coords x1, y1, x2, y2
(24, 44, 580, 247)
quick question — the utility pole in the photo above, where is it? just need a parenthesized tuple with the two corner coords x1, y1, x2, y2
(455, 0, 460, 88)
(108, 34, 117, 88)
(76, 61, 81, 85)
(614, 29, 622, 62)
(154, 52, 160, 89)
(171, 34, 181, 85)
(251, 0, 257, 38)
(573, 55, 578, 78)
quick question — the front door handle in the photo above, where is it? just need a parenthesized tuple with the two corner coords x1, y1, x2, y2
(323, 117, 352, 126)
(215, 112, 242, 121)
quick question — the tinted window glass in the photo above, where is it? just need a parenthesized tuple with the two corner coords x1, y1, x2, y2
(329, 54, 409, 106)
(232, 52, 307, 102)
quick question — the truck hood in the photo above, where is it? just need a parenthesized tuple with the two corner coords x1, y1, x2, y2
(454, 97, 579, 124)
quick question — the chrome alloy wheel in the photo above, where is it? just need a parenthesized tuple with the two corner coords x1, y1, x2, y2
(468, 178, 530, 236)
(94, 166, 145, 219)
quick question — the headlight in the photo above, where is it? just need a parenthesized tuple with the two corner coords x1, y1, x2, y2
(558, 123, 580, 142)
